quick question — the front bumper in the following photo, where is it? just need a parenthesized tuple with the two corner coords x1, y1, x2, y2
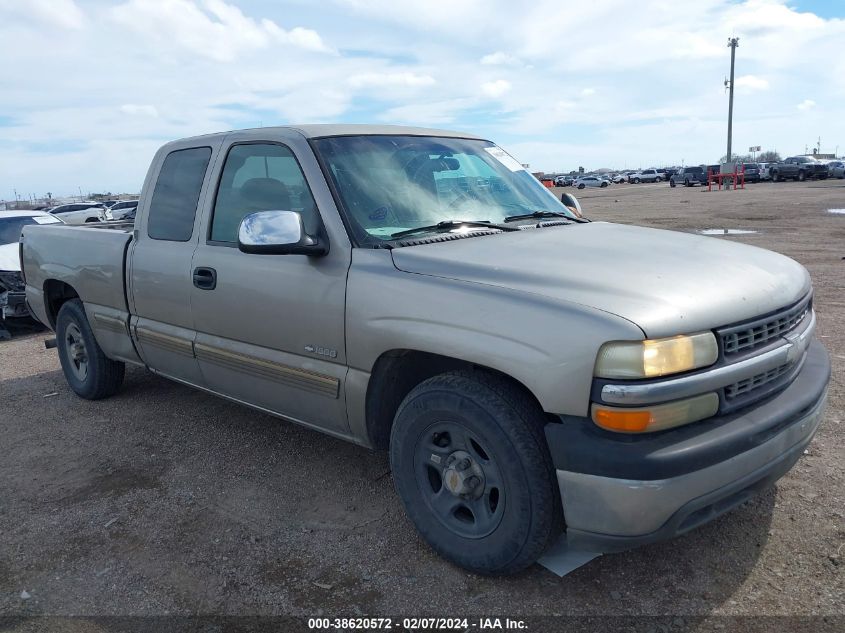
(548, 339, 830, 552)
(1, 291, 29, 319)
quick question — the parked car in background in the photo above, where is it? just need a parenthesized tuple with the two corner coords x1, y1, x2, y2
(769, 156, 829, 182)
(742, 163, 762, 183)
(663, 168, 678, 180)
(574, 175, 608, 188)
(669, 166, 707, 187)
(1, 210, 63, 337)
(611, 173, 627, 184)
(629, 169, 662, 183)
(758, 162, 772, 180)
(554, 175, 575, 186)
(826, 160, 845, 179)
(48, 202, 111, 224)
(109, 200, 139, 221)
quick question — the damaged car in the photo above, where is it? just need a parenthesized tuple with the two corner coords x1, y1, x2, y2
(0, 211, 63, 338)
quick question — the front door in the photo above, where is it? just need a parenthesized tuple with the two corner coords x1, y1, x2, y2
(189, 139, 351, 433)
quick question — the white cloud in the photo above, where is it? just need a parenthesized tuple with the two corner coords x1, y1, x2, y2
(796, 99, 816, 111)
(109, 0, 332, 62)
(120, 104, 159, 117)
(481, 79, 511, 98)
(480, 51, 520, 66)
(348, 72, 436, 88)
(580, 88, 596, 97)
(0, 0, 86, 29)
(734, 75, 769, 91)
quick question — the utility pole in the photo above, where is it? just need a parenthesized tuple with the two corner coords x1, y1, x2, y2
(726, 37, 739, 164)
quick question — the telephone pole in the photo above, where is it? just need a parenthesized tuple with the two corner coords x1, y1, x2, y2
(726, 37, 739, 164)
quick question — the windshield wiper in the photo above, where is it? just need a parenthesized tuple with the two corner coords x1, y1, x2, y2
(503, 210, 587, 223)
(391, 220, 519, 240)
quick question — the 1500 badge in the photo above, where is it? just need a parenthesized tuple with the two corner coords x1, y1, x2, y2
(305, 344, 338, 359)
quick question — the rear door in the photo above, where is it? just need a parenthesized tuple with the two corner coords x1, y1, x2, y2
(188, 130, 352, 433)
(128, 140, 223, 385)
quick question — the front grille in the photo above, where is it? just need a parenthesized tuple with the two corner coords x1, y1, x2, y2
(725, 363, 791, 400)
(720, 295, 811, 357)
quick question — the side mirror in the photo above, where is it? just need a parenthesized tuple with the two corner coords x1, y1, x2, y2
(237, 210, 327, 256)
(560, 192, 583, 218)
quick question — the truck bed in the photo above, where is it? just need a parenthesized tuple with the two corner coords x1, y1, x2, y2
(22, 223, 133, 326)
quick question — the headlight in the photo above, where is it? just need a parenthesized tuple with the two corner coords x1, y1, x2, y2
(594, 332, 718, 379)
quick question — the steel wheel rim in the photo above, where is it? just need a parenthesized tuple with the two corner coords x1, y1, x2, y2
(65, 323, 89, 382)
(413, 421, 505, 539)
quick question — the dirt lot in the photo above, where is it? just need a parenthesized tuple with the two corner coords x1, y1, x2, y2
(1, 180, 843, 629)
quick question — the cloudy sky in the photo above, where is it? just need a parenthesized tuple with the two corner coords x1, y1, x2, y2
(0, 0, 842, 199)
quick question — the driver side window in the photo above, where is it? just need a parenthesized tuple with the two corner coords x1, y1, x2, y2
(210, 143, 320, 244)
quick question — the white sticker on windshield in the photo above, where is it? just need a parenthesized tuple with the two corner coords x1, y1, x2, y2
(484, 146, 526, 172)
(32, 215, 60, 224)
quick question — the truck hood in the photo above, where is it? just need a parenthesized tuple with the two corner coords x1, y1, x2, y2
(0, 242, 21, 272)
(390, 222, 811, 338)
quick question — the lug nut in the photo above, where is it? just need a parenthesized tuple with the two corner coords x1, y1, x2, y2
(456, 458, 471, 471)
(465, 476, 481, 489)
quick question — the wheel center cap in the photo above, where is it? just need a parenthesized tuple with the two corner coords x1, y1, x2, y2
(441, 450, 484, 498)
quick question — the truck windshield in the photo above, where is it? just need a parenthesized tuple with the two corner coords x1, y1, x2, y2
(312, 135, 577, 245)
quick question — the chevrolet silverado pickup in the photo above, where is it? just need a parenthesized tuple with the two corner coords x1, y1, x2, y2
(21, 125, 830, 575)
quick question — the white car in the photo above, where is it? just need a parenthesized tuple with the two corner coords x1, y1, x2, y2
(48, 202, 111, 225)
(611, 174, 627, 183)
(1, 211, 63, 334)
(629, 169, 662, 183)
(109, 200, 139, 221)
(827, 160, 845, 179)
(574, 176, 608, 189)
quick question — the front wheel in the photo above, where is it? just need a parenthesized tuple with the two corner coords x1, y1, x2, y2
(655, 176, 662, 182)
(600, 181, 608, 187)
(669, 179, 676, 188)
(798, 171, 806, 182)
(56, 299, 125, 399)
(389, 371, 562, 575)
(577, 184, 585, 189)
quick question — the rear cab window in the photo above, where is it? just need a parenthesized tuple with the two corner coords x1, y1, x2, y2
(147, 146, 212, 241)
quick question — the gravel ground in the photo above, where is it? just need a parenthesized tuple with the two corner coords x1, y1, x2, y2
(1, 180, 843, 630)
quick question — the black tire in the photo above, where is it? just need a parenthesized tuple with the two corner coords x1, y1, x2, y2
(389, 370, 563, 575)
(669, 179, 676, 188)
(798, 171, 806, 182)
(684, 179, 691, 187)
(600, 181, 607, 188)
(56, 299, 125, 400)
(577, 183, 585, 189)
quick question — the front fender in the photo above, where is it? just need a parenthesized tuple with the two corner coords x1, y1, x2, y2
(345, 249, 643, 417)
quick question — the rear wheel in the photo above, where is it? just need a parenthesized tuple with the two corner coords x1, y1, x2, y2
(600, 181, 608, 188)
(389, 371, 562, 575)
(669, 179, 676, 188)
(798, 171, 806, 182)
(577, 184, 585, 189)
(56, 299, 125, 399)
